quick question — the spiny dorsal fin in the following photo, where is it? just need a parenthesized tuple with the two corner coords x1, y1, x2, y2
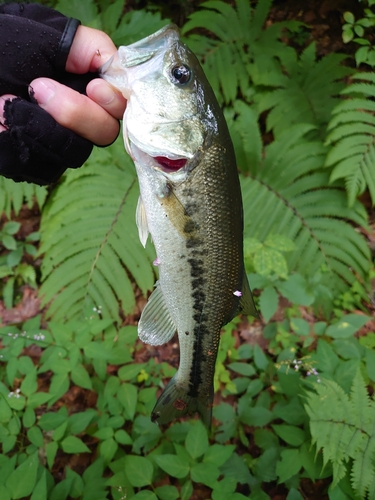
(138, 282, 176, 345)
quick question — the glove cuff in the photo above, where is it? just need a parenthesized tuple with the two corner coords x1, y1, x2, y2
(57, 17, 81, 72)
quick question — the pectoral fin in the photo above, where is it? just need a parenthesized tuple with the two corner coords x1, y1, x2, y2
(237, 273, 259, 318)
(136, 195, 149, 247)
(138, 282, 176, 345)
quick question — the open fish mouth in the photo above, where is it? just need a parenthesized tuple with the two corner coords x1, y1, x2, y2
(128, 138, 189, 176)
(154, 156, 187, 173)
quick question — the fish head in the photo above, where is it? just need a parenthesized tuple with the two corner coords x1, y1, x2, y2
(101, 25, 216, 179)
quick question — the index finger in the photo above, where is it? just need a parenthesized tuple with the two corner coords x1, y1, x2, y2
(66, 26, 117, 74)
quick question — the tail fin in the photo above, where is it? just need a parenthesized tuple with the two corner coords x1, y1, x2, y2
(151, 376, 213, 427)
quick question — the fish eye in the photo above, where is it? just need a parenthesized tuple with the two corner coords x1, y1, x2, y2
(170, 64, 191, 85)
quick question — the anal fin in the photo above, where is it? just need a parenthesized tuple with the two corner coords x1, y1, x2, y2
(138, 282, 176, 345)
(237, 272, 259, 318)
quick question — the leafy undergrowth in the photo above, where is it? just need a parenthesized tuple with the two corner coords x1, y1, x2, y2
(0, 289, 374, 499)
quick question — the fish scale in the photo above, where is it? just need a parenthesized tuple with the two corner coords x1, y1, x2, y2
(101, 24, 257, 426)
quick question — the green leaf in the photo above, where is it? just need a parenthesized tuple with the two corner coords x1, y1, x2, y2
(203, 444, 236, 467)
(272, 424, 306, 446)
(154, 485, 179, 500)
(326, 314, 370, 339)
(343, 11, 355, 24)
(27, 426, 44, 448)
(253, 344, 269, 370)
(154, 454, 190, 478)
(2, 234, 17, 251)
(276, 449, 301, 483)
(60, 436, 91, 454)
(290, 318, 310, 336)
(191, 462, 220, 487)
(3, 221, 21, 235)
(71, 364, 93, 389)
(228, 362, 256, 377)
(259, 286, 279, 322)
(132, 491, 158, 500)
(185, 420, 209, 459)
(125, 455, 153, 487)
(117, 363, 147, 381)
(117, 383, 138, 420)
(30, 470, 48, 500)
(6, 451, 39, 499)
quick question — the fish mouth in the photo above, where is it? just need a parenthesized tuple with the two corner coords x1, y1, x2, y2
(129, 140, 189, 175)
(154, 156, 187, 173)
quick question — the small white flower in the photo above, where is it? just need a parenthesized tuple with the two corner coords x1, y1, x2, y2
(233, 290, 242, 297)
(153, 257, 161, 266)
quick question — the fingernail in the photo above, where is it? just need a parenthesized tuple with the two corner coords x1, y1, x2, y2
(29, 79, 56, 106)
(90, 80, 116, 105)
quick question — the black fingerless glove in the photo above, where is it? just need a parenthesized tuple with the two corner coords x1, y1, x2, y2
(0, 3, 96, 185)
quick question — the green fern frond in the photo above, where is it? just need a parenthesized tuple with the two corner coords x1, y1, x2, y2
(258, 43, 352, 138)
(236, 106, 370, 296)
(182, 0, 297, 103)
(39, 141, 155, 323)
(305, 371, 375, 496)
(0, 177, 47, 217)
(325, 72, 375, 205)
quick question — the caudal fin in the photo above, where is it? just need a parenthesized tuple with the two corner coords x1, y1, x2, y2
(151, 376, 213, 427)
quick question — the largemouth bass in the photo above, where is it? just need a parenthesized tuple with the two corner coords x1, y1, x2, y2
(101, 25, 257, 426)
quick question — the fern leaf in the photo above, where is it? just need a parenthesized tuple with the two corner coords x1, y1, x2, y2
(258, 45, 352, 138)
(0, 178, 47, 217)
(182, 0, 296, 104)
(238, 111, 370, 297)
(325, 72, 375, 205)
(306, 371, 375, 497)
(39, 143, 155, 323)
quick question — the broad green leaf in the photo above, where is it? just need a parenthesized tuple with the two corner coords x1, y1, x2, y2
(154, 485, 179, 500)
(326, 314, 370, 339)
(191, 462, 220, 487)
(99, 437, 118, 463)
(203, 444, 236, 467)
(60, 436, 91, 454)
(272, 424, 306, 446)
(27, 426, 44, 448)
(125, 456, 153, 487)
(71, 364, 93, 389)
(185, 421, 209, 459)
(253, 344, 269, 370)
(132, 491, 158, 500)
(117, 383, 138, 420)
(118, 363, 147, 381)
(6, 451, 38, 499)
(259, 285, 278, 322)
(154, 454, 190, 478)
(228, 362, 256, 377)
(276, 449, 301, 483)
(30, 470, 48, 500)
(290, 318, 310, 336)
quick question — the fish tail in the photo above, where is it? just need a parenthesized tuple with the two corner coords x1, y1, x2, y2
(151, 376, 213, 427)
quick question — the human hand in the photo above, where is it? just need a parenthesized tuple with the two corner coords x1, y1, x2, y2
(0, 26, 126, 146)
(0, 3, 126, 184)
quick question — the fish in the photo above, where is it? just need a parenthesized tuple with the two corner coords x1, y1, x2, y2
(101, 24, 257, 426)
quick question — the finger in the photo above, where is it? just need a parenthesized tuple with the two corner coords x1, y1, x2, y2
(30, 78, 120, 146)
(86, 79, 126, 120)
(0, 95, 16, 132)
(66, 26, 117, 74)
